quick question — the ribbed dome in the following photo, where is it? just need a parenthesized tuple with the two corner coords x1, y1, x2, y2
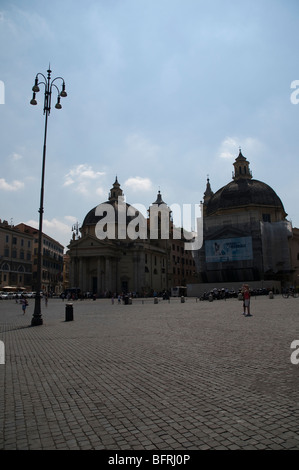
(82, 200, 137, 226)
(82, 178, 140, 227)
(206, 178, 286, 216)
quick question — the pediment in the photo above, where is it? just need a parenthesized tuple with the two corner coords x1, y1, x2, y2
(68, 234, 116, 251)
(205, 225, 248, 241)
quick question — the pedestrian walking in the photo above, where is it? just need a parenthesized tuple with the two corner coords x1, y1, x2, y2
(241, 284, 246, 315)
(20, 296, 28, 315)
(243, 284, 251, 316)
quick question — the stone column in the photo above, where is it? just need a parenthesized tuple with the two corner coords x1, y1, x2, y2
(78, 258, 83, 292)
(97, 257, 103, 295)
(81, 257, 87, 293)
(69, 257, 75, 287)
(105, 257, 111, 294)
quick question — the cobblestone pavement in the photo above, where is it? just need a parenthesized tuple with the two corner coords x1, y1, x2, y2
(0, 295, 298, 450)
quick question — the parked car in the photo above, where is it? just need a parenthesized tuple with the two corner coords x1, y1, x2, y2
(6, 292, 16, 299)
(25, 292, 35, 298)
(0, 291, 17, 299)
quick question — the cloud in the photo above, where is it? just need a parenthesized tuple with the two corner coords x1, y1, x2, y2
(64, 164, 105, 195)
(124, 176, 153, 192)
(218, 136, 264, 160)
(219, 137, 239, 159)
(10, 152, 23, 161)
(64, 215, 77, 224)
(0, 178, 24, 191)
(96, 187, 105, 197)
(26, 216, 75, 249)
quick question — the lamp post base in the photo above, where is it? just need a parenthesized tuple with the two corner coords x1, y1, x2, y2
(31, 296, 43, 326)
(31, 316, 43, 326)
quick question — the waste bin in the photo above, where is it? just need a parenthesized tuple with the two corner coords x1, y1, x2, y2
(181, 296, 185, 303)
(124, 295, 129, 305)
(65, 303, 73, 321)
(154, 297, 158, 304)
(269, 291, 274, 299)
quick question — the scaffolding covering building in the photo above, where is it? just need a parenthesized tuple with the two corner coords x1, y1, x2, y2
(193, 149, 294, 286)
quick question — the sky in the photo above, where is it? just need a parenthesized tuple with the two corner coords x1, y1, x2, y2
(1, 0, 299, 251)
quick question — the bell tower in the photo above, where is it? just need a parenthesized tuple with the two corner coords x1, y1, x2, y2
(108, 176, 124, 202)
(233, 149, 252, 180)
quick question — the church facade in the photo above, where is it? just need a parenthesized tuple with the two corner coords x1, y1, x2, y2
(67, 178, 197, 297)
(194, 150, 293, 285)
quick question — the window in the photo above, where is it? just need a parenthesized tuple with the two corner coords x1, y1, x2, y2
(262, 214, 271, 222)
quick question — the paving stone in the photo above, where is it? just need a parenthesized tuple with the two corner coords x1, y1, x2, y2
(0, 296, 298, 450)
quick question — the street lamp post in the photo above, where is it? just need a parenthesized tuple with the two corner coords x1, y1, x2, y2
(30, 66, 67, 326)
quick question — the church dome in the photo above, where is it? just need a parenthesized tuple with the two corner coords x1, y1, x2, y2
(82, 201, 137, 226)
(205, 150, 286, 217)
(82, 177, 140, 227)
